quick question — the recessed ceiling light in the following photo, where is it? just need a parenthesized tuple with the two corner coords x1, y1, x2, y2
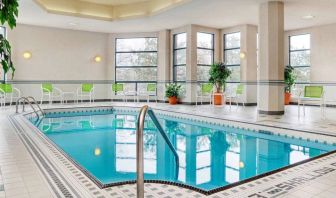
(68, 22, 78, 26)
(302, 15, 315, 20)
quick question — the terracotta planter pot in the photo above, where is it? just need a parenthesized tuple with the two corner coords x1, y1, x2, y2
(168, 96, 178, 105)
(213, 93, 223, 105)
(284, 92, 291, 105)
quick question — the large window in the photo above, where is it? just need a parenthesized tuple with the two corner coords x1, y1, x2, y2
(197, 32, 214, 82)
(115, 37, 158, 93)
(289, 34, 311, 82)
(224, 32, 241, 82)
(173, 33, 187, 82)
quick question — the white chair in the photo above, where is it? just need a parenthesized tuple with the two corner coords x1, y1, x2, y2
(40, 83, 63, 104)
(196, 83, 213, 105)
(226, 84, 245, 109)
(0, 84, 21, 106)
(298, 86, 325, 117)
(137, 83, 157, 103)
(77, 84, 94, 103)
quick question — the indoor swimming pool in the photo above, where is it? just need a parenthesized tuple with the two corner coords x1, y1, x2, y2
(27, 108, 336, 193)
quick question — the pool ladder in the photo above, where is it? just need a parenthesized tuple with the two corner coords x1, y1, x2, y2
(15, 96, 45, 119)
(136, 105, 179, 198)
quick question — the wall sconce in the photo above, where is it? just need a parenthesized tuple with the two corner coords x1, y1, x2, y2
(240, 52, 246, 59)
(239, 161, 245, 168)
(94, 55, 102, 63)
(23, 51, 32, 59)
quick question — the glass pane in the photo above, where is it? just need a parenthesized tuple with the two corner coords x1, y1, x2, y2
(225, 32, 240, 49)
(197, 66, 210, 81)
(294, 67, 310, 82)
(197, 49, 213, 65)
(116, 68, 157, 81)
(197, 32, 213, 48)
(174, 66, 186, 81)
(120, 83, 136, 94)
(174, 49, 186, 65)
(116, 52, 157, 67)
(116, 38, 157, 52)
(225, 49, 240, 65)
(290, 50, 310, 66)
(228, 66, 240, 82)
(174, 33, 187, 48)
(290, 34, 310, 50)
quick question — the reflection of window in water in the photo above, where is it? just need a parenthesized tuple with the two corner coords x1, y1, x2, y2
(289, 145, 309, 164)
(176, 135, 186, 182)
(196, 135, 211, 185)
(225, 133, 240, 183)
(115, 129, 157, 174)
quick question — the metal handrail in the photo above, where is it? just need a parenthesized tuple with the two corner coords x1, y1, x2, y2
(15, 96, 45, 118)
(136, 105, 179, 198)
(26, 96, 45, 115)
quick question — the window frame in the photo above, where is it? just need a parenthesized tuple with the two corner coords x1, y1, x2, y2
(114, 37, 158, 94)
(288, 33, 311, 82)
(173, 33, 187, 83)
(223, 32, 241, 82)
(197, 32, 215, 82)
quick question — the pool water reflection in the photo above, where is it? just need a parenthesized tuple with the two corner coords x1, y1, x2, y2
(34, 111, 336, 192)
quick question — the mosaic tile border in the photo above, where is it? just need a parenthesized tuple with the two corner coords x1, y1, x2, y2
(15, 105, 336, 196)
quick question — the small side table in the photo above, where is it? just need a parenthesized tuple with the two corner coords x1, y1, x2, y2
(62, 92, 75, 104)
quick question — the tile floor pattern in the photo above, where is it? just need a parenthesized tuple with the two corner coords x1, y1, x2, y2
(1, 102, 336, 197)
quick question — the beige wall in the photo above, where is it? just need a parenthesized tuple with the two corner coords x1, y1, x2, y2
(7, 24, 109, 100)
(8, 24, 109, 80)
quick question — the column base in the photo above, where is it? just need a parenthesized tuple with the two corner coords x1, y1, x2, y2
(258, 110, 284, 115)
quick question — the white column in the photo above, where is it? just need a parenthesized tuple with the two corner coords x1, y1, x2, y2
(157, 30, 171, 101)
(241, 25, 258, 105)
(258, 1, 285, 115)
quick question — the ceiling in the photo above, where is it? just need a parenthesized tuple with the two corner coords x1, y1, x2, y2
(80, 0, 150, 6)
(17, 0, 336, 33)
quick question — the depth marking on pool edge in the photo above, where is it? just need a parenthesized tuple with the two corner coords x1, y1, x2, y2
(247, 162, 336, 198)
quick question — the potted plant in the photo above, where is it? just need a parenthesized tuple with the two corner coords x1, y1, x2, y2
(209, 62, 232, 105)
(284, 65, 296, 105)
(165, 83, 181, 105)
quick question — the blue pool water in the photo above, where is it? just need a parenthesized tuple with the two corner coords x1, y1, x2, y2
(30, 109, 336, 192)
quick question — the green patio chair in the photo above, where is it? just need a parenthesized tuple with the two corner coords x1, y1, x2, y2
(196, 83, 213, 105)
(226, 84, 245, 108)
(298, 86, 324, 117)
(137, 83, 157, 103)
(0, 83, 21, 106)
(77, 83, 94, 103)
(41, 83, 63, 104)
(112, 83, 126, 102)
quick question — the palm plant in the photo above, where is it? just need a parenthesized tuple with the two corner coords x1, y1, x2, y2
(0, 0, 19, 81)
(209, 62, 232, 93)
(284, 65, 296, 93)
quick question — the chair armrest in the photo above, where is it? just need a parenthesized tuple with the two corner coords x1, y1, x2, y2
(54, 87, 63, 95)
(13, 87, 21, 97)
(0, 88, 4, 94)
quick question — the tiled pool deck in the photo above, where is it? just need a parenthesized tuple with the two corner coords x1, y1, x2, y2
(1, 102, 336, 198)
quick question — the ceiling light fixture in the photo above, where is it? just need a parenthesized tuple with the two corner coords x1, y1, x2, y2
(302, 15, 315, 20)
(68, 22, 78, 26)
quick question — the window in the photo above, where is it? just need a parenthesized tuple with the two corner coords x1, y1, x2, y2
(115, 37, 158, 94)
(0, 26, 6, 80)
(173, 33, 187, 82)
(224, 32, 241, 82)
(289, 34, 311, 82)
(197, 32, 214, 82)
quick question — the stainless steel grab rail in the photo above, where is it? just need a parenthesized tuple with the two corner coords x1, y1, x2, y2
(136, 105, 179, 198)
(26, 96, 45, 115)
(15, 96, 45, 118)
